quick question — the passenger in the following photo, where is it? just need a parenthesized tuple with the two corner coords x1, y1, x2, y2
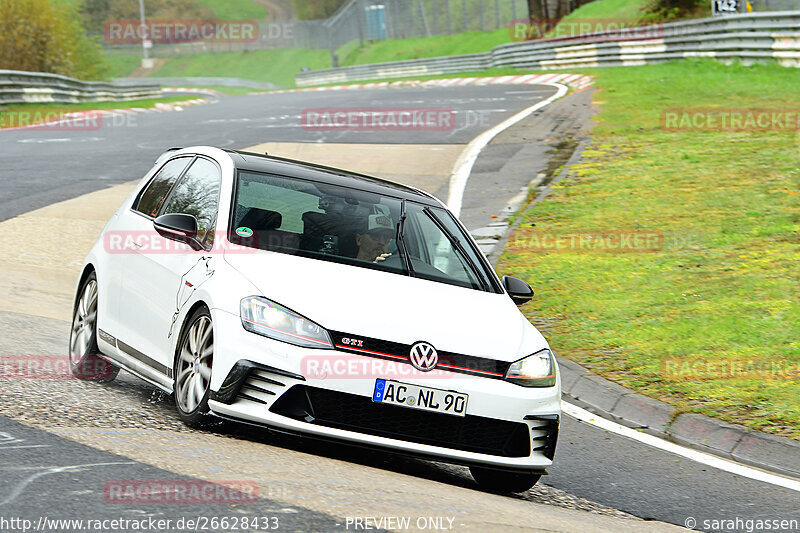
(355, 214, 394, 263)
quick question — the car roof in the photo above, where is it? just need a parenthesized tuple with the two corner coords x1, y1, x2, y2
(226, 150, 443, 206)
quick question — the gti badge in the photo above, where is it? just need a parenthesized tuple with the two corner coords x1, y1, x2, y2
(409, 342, 438, 372)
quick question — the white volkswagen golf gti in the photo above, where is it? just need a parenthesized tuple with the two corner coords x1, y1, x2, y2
(69, 146, 560, 492)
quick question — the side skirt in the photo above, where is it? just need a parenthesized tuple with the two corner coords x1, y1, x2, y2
(98, 329, 174, 394)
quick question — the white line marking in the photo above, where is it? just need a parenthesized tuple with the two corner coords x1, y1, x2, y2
(562, 401, 800, 492)
(0, 462, 136, 505)
(446, 83, 569, 216)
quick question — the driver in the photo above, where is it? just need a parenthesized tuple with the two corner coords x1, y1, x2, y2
(356, 213, 394, 263)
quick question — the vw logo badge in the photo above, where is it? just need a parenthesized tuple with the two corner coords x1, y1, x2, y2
(409, 342, 438, 372)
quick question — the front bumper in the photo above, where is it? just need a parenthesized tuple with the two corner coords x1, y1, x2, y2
(208, 309, 561, 472)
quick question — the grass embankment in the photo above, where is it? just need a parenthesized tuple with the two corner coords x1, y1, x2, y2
(105, 26, 514, 87)
(556, 0, 651, 22)
(106, 48, 331, 89)
(337, 29, 509, 65)
(0, 96, 196, 129)
(499, 59, 800, 439)
(105, 0, 697, 88)
(192, 0, 269, 20)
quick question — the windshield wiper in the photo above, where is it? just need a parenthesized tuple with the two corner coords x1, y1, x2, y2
(395, 200, 415, 277)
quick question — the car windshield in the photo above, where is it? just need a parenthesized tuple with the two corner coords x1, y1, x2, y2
(229, 170, 498, 292)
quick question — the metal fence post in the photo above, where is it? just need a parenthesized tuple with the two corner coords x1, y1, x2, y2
(419, 0, 432, 36)
(446, 0, 452, 34)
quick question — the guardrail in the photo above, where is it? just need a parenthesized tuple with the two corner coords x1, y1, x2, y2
(112, 77, 279, 90)
(296, 11, 800, 86)
(297, 54, 492, 87)
(0, 70, 162, 105)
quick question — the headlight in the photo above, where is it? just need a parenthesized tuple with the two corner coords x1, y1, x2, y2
(505, 349, 556, 387)
(240, 296, 333, 349)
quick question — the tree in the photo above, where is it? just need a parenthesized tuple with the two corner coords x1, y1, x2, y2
(528, 0, 546, 20)
(0, 0, 108, 80)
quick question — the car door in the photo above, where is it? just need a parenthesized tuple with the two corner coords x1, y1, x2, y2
(103, 156, 193, 370)
(117, 156, 222, 386)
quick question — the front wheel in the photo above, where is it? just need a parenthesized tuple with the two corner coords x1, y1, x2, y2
(174, 307, 214, 428)
(469, 466, 541, 493)
(69, 272, 119, 382)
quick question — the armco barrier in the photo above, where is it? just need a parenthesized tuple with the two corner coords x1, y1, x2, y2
(0, 70, 161, 105)
(112, 77, 279, 90)
(296, 11, 800, 86)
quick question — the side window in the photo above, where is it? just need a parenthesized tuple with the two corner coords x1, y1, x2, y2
(414, 211, 482, 289)
(161, 158, 221, 244)
(134, 157, 192, 217)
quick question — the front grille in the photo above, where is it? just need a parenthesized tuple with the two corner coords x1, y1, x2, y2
(329, 330, 511, 380)
(270, 385, 531, 458)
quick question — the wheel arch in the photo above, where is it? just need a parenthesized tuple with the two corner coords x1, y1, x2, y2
(73, 264, 96, 310)
(173, 300, 212, 362)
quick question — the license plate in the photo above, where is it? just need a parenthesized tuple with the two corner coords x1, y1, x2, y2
(372, 379, 468, 417)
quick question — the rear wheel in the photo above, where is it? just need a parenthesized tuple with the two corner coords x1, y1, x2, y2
(469, 466, 541, 493)
(69, 272, 119, 382)
(174, 307, 214, 428)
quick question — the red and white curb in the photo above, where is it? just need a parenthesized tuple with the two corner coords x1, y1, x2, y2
(267, 73, 593, 95)
(1, 97, 213, 132)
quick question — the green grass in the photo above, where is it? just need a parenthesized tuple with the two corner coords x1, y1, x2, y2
(558, 0, 651, 22)
(499, 59, 800, 439)
(535, 0, 655, 39)
(192, 0, 268, 20)
(106, 55, 143, 79)
(104, 27, 515, 87)
(338, 29, 511, 65)
(140, 48, 331, 88)
(0, 96, 195, 129)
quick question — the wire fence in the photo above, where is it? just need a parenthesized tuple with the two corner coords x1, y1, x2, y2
(749, 0, 800, 10)
(101, 0, 800, 58)
(293, 0, 537, 51)
(102, 0, 539, 57)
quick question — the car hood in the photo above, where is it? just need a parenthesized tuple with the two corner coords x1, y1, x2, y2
(225, 251, 548, 362)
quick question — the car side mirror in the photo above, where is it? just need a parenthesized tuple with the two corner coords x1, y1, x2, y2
(154, 213, 202, 250)
(502, 275, 534, 306)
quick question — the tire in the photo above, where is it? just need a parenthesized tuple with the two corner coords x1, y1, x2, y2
(68, 272, 119, 382)
(174, 307, 214, 428)
(469, 466, 542, 493)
